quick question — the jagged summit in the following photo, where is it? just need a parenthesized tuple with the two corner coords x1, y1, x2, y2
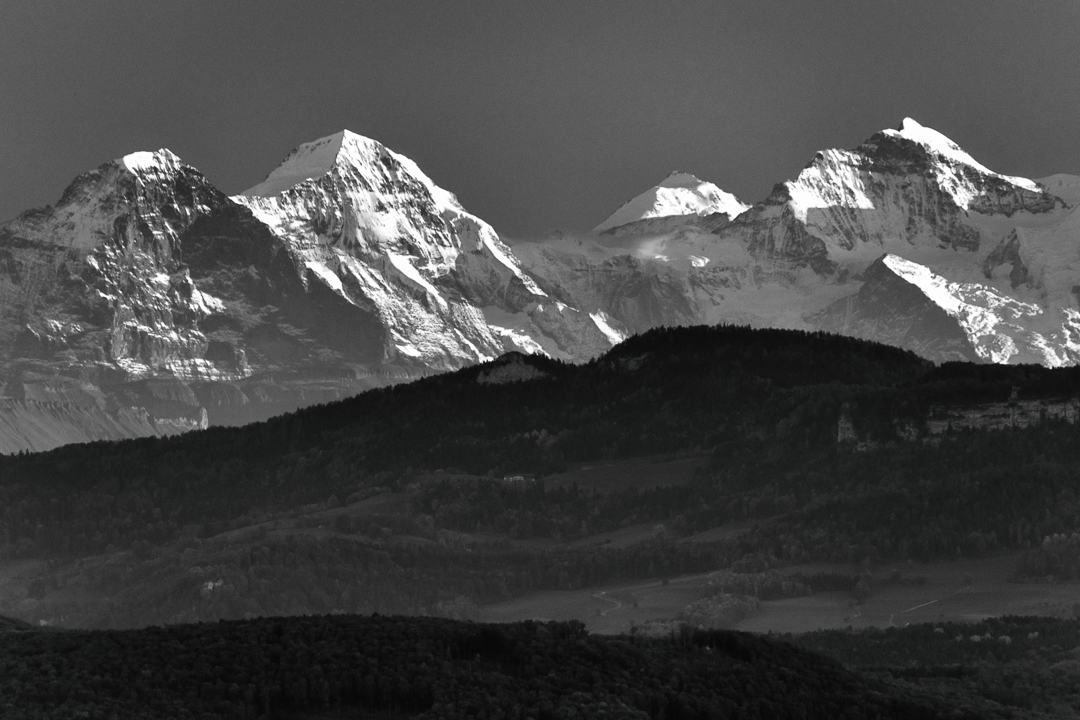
(593, 170, 749, 234)
(230, 128, 595, 373)
(3, 147, 222, 255)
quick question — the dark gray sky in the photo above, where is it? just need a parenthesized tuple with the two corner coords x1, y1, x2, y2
(2, 1, 1078, 237)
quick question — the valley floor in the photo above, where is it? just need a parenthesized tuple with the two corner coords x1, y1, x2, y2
(478, 551, 1080, 635)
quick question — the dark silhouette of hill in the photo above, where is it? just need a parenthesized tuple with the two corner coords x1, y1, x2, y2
(0, 613, 1027, 719)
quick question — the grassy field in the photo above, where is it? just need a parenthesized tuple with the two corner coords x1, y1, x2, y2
(744, 556, 1080, 633)
(479, 571, 716, 635)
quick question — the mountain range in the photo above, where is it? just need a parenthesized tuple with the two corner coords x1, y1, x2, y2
(1, 118, 1078, 452)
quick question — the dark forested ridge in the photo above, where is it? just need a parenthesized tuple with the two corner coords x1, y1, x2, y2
(6, 325, 1080, 628)
(793, 616, 1080, 718)
(0, 613, 1044, 720)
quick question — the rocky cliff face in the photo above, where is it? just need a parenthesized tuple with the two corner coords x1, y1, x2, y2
(0, 150, 233, 451)
(0, 150, 226, 375)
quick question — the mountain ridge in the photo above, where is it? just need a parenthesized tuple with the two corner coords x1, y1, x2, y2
(2, 118, 1079, 453)
(521, 117, 1079, 367)
(0, 130, 622, 452)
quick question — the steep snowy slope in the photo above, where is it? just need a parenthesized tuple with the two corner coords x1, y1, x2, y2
(787, 119, 1077, 365)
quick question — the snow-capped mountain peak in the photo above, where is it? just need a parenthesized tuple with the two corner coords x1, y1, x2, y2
(242, 129, 466, 211)
(119, 148, 183, 176)
(593, 171, 749, 234)
(658, 171, 714, 189)
(2, 147, 221, 256)
(229, 129, 600, 370)
(764, 117, 1061, 270)
(235, 129, 547, 294)
(882, 117, 1041, 193)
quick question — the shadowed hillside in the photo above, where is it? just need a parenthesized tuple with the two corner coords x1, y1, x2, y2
(0, 613, 1039, 719)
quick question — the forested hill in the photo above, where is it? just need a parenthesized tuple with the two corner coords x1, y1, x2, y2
(0, 613, 1018, 719)
(5, 324, 1080, 562)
